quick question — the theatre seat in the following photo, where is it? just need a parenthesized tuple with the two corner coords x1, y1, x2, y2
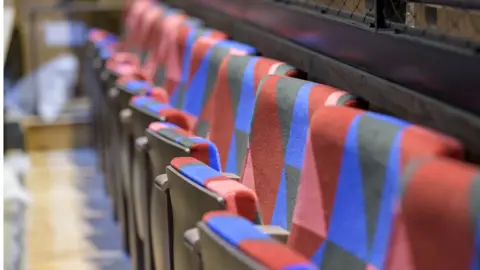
(168, 38, 257, 134)
(209, 56, 305, 175)
(146, 122, 224, 270)
(167, 157, 260, 270)
(199, 212, 317, 270)
(389, 157, 479, 270)
(288, 106, 464, 268)
(242, 75, 363, 228)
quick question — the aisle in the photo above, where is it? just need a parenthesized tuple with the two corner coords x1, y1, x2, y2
(25, 149, 130, 270)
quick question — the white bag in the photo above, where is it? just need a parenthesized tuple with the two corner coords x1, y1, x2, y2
(4, 154, 30, 270)
(5, 54, 79, 123)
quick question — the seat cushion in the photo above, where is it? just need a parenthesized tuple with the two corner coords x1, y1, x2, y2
(130, 96, 191, 130)
(148, 124, 220, 170)
(202, 212, 317, 270)
(171, 157, 259, 221)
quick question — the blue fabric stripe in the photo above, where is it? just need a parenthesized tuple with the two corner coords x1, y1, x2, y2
(311, 242, 326, 266)
(327, 114, 368, 261)
(99, 48, 112, 59)
(284, 83, 315, 168)
(366, 112, 410, 128)
(170, 28, 198, 108)
(95, 35, 117, 48)
(125, 80, 151, 93)
(472, 218, 480, 270)
(270, 167, 288, 229)
(206, 216, 270, 247)
(226, 132, 237, 174)
(207, 143, 221, 172)
(178, 164, 222, 186)
(132, 96, 154, 107)
(181, 47, 212, 115)
(369, 131, 403, 268)
(146, 102, 170, 114)
(235, 58, 258, 133)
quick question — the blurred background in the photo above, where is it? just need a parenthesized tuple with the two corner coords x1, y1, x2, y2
(3, 0, 479, 269)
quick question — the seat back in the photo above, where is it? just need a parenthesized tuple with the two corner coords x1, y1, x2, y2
(288, 106, 464, 268)
(164, 26, 228, 97)
(168, 157, 259, 270)
(209, 56, 304, 175)
(199, 212, 317, 270)
(151, 10, 189, 87)
(391, 158, 479, 270)
(146, 124, 222, 270)
(241, 75, 362, 228)
(105, 2, 166, 76)
(121, 0, 152, 53)
(169, 38, 257, 134)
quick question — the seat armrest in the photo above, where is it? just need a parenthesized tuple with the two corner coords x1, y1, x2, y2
(154, 173, 169, 192)
(120, 108, 132, 127)
(184, 227, 201, 255)
(255, 225, 290, 244)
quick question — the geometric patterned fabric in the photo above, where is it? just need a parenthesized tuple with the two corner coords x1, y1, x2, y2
(288, 106, 465, 269)
(168, 38, 257, 135)
(104, 2, 166, 77)
(241, 75, 362, 228)
(202, 211, 317, 270)
(209, 56, 303, 175)
(162, 25, 227, 97)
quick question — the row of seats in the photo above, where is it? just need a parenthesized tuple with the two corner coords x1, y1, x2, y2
(83, 0, 480, 269)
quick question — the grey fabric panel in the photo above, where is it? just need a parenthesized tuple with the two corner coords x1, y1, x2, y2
(195, 120, 210, 138)
(235, 130, 249, 175)
(157, 129, 195, 148)
(400, 157, 433, 196)
(284, 164, 301, 230)
(200, 45, 230, 114)
(140, 51, 149, 65)
(321, 241, 366, 270)
(275, 77, 308, 157)
(154, 66, 165, 86)
(226, 56, 251, 121)
(356, 114, 403, 248)
(470, 174, 480, 222)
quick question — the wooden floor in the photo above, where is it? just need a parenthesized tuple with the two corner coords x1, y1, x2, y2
(25, 149, 131, 270)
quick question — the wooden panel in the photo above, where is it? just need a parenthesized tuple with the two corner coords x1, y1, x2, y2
(22, 116, 92, 152)
(409, 3, 480, 41)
